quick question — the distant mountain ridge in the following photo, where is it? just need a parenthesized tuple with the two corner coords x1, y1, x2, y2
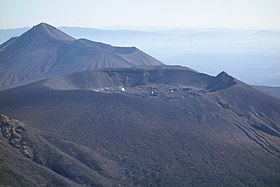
(253, 85, 280, 99)
(0, 23, 162, 90)
(1, 25, 280, 87)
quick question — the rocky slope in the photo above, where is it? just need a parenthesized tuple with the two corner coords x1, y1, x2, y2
(0, 114, 126, 187)
(0, 67, 280, 186)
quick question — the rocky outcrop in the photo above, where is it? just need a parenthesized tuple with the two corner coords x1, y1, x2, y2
(0, 114, 33, 159)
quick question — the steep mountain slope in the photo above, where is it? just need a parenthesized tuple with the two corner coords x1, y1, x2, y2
(0, 114, 125, 187)
(0, 23, 162, 90)
(34, 65, 207, 91)
(0, 68, 280, 186)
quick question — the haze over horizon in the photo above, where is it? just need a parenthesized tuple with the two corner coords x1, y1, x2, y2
(1, 0, 280, 87)
(1, 0, 280, 30)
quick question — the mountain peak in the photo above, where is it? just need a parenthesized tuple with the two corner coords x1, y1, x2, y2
(217, 71, 230, 78)
(0, 23, 163, 89)
(32, 22, 56, 32)
(207, 71, 237, 91)
(21, 22, 75, 42)
(34, 22, 52, 28)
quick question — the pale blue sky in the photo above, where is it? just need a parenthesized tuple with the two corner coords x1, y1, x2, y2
(1, 0, 280, 29)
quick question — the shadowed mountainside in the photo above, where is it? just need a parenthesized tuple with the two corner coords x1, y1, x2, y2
(0, 67, 280, 186)
(0, 114, 124, 187)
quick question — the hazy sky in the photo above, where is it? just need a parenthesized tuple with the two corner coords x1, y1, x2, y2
(1, 0, 280, 29)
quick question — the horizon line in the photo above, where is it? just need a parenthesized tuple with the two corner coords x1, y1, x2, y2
(1, 23, 280, 32)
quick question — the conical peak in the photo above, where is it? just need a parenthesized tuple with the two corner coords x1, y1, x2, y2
(22, 22, 75, 42)
(217, 71, 229, 77)
(216, 71, 235, 80)
(31, 22, 56, 32)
